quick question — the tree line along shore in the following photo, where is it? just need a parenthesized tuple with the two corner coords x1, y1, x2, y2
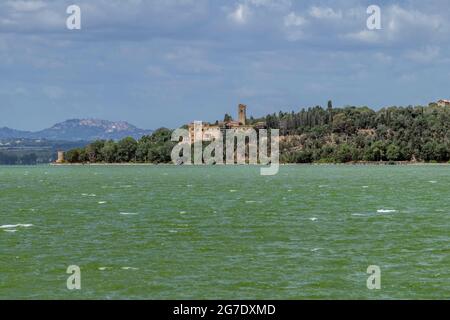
(63, 103, 450, 164)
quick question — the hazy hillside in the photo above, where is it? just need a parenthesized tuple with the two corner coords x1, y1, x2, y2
(0, 119, 152, 141)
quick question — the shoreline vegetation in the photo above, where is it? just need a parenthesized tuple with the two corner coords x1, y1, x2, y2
(63, 103, 449, 165)
(51, 162, 450, 166)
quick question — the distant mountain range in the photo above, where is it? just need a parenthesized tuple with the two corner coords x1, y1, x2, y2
(0, 119, 153, 141)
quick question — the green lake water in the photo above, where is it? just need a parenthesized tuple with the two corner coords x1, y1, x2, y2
(0, 165, 449, 299)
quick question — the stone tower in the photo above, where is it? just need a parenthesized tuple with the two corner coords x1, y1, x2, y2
(56, 151, 65, 163)
(238, 104, 247, 125)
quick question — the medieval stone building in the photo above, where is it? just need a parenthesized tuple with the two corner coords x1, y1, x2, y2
(188, 104, 264, 143)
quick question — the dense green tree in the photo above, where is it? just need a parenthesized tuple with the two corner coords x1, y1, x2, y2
(85, 140, 105, 162)
(224, 113, 233, 122)
(136, 128, 175, 163)
(117, 137, 138, 162)
(335, 144, 354, 163)
(332, 113, 352, 133)
(66, 149, 81, 163)
(101, 140, 118, 163)
(386, 144, 401, 161)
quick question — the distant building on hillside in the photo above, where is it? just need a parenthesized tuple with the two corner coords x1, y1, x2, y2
(437, 99, 450, 107)
(188, 104, 265, 143)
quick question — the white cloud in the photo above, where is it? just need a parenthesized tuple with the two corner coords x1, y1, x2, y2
(386, 5, 442, 34)
(227, 0, 292, 25)
(338, 4, 450, 48)
(228, 4, 250, 24)
(283, 12, 307, 41)
(284, 12, 306, 27)
(6, 0, 46, 12)
(405, 46, 441, 63)
(164, 46, 222, 74)
(344, 30, 380, 44)
(308, 6, 342, 20)
(246, 0, 291, 10)
(381, 5, 446, 46)
(0, 0, 208, 35)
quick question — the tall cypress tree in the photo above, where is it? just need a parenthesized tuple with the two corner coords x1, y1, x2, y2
(328, 100, 333, 126)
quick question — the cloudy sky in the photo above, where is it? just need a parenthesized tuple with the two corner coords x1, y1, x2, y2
(1, 0, 450, 130)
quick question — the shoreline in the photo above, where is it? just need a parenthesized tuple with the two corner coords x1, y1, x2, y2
(49, 162, 450, 166)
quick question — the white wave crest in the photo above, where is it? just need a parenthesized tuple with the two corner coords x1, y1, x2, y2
(377, 209, 397, 213)
(0, 224, 33, 229)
